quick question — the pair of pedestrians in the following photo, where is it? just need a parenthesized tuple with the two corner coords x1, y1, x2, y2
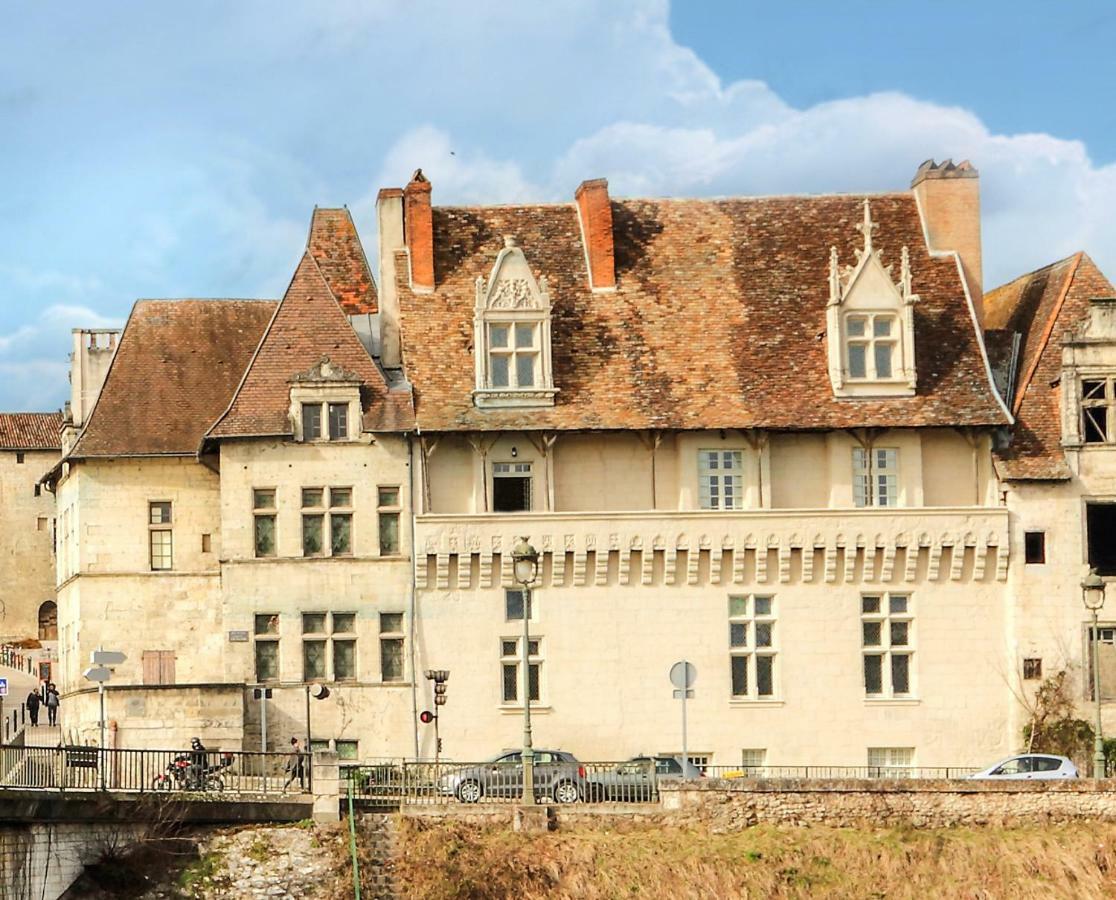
(26, 682, 59, 727)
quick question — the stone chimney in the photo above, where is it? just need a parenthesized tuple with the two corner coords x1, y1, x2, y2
(911, 159, 983, 322)
(575, 178, 616, 291)
(69, 328, 119, 428)
(376, 187, 405, 368)
(403, 169, 434, 293)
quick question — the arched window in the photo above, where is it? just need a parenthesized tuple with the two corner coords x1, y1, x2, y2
(38, 601, 57, 641)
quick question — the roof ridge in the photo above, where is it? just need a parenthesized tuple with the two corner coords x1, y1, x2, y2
(1010, 251, 1083, 416)
(986, 253, 1080, 296)
(434, 191, 913, 213)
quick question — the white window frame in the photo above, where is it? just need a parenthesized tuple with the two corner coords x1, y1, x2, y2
(861, 593, 914, 699)
(740, 749, 767, 775)
(492, 462, 533, 512)
(1081, 376, 1116, 444)
(500, 636, 542, 706)
(728, 594, 777, 700)
(698, 450, 745, 510)
(148, 501, 173, 571)
(852, 447, 898, 508)
(487, 322, 541, 389)
(844, 312, 901, 381)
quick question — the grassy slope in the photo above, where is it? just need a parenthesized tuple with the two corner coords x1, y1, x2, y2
(393, 818, 1116, 899)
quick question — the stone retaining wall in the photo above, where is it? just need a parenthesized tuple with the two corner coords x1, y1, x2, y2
(400, 779, 1116, 831)
(659, 778, 1116, 829)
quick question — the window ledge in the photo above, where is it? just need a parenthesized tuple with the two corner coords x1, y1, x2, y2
(473, 388, 558, 409)
(729, 699, 785, 708)
(498, 704, 552, 714)
(864, 698, 920, 707)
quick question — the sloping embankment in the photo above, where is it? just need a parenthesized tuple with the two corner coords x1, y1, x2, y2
(393, 817, 1116, 899)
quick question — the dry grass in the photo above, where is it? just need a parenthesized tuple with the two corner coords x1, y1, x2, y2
(393, 817, 1116, 899)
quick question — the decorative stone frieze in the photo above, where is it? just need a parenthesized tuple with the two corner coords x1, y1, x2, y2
(414, 508, 1009, 590)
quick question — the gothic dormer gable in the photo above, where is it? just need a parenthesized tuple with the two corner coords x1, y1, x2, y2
(827, 200, 918, 397)
(473, 236, 557, 408)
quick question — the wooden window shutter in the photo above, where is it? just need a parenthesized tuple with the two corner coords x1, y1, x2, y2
(142, 651, 160, 685)
(159, 651, 176, 685)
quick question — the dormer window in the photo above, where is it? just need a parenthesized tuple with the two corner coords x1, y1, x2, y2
(827, 201, 917, 398)
(473, 236, 557, 408)
(289, 357, 361, 442)
(846, 313, 899, 380)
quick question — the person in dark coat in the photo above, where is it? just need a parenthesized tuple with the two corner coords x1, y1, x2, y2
(283, 737, 306, 791)
(25, 689, 40, 726)
(44, 683, 59, 726)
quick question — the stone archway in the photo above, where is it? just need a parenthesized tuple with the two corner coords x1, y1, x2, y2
(37, 601, 57, 641)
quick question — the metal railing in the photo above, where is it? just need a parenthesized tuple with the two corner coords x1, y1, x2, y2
(700, 765, 980, 780)
(0, 645, 37, 676)
(343, 760, 985, 806)
(0, 745, 308, 797)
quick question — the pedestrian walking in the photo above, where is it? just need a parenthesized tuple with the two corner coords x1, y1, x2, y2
(283, 737, 306, 791)
(25, 689, 40, 726)
(44, 683, 59, 726)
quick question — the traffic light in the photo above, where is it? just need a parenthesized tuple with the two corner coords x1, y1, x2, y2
(252, 688, 273, 700)
(419, 710, 435, 724)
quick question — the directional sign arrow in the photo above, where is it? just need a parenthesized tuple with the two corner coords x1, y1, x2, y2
(91, 650, 126, 666)
(83, 666, 112, 683)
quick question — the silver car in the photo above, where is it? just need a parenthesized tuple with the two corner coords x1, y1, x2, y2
(969, 753, 1078, 780)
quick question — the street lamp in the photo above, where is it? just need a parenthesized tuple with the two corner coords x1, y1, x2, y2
(512, 536, 540, 805)
(305, 682, 331, 791)
(1083, 569, 1107, 778)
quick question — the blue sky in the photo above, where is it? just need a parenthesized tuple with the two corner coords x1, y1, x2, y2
(2, 0, 1115, 411)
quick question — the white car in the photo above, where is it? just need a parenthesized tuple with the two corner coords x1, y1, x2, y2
(969, 753, 1078, 780)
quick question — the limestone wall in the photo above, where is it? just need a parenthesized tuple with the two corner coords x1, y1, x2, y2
(656, 778, 1116, 829)
(0, 448, 58, 642)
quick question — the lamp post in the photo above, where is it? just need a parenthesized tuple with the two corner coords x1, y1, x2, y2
(1083, 569, 1108, 778)
(305, 682, 331, 791)
(511, 536, 540, 805)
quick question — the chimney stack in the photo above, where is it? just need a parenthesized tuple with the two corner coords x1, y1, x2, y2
(911, 159, 983, 322)
(575, 178, 616, 291)
(403, 169, 434, 292)
(376, 187, 405, 368)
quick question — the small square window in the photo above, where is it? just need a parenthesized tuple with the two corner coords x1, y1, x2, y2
(253, 489, 276, 510)
(254, 613, 279, 635)
(861, 596, 881, 615)
(755, 622, 773, 647)
(888, 595, 908, 615)
(754, 596, 773, 616)
(728, 596, 748, 617)
(332, 613, 356, 634)
(378, 487, 400, 507)
(302, 488, 324, 508)
(501, 640, 517, 657)
(149, 502, 172, 526)
(380, 613, 404, 634)
(302, 613, 327, 634)
(1024, 531, 1046, 565)
(329, 487, 352, 508)
(1023, 658, 1043, 680)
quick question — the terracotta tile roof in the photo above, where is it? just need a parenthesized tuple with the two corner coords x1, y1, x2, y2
(0, 413, 62, 450)
(208, 253, 413, 439)
(307, 208, 378, 315)
(398, 194, 1008, 432)
(987, 253, 1115, 480)
(71, 300, 276, 457)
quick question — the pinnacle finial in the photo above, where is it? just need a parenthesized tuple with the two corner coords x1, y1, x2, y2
(855, 199, 877, 254)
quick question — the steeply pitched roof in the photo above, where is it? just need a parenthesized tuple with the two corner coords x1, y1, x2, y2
(0, 413, 62, 450)
(397, 193, 1008, 432)
(208, 253, 413, 439)
(986, 253, 1115, 480)
(307, 208, 378, 315)
(71, 300, 276, 457)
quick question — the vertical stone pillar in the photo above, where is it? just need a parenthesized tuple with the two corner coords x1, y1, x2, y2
(312, 750, 341, 823)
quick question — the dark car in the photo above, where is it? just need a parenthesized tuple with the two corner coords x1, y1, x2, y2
(439, 750, 587, 803)
(585, 755, 702, 802)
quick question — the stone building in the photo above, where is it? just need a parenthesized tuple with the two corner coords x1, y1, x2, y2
(0, 413, 62, 649)
(37, 160, 1116, 772)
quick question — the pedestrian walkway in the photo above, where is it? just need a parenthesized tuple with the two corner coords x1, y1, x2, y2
(23, 725, 61, 747)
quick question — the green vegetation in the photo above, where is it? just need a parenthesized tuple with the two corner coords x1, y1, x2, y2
(176, 850, 224, 894)
(394, 818, 1116, 899)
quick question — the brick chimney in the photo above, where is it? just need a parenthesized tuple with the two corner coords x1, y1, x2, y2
(575, 178, 616, 291)
(911, 159, 983, 322)
(403, 169, 434, 292)
(376, 187, 405, 368)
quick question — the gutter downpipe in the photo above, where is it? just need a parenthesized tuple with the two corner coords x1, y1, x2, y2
(407, 431, 420, 759)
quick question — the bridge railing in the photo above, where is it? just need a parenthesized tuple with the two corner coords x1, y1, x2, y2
(0, 745, 308, 797)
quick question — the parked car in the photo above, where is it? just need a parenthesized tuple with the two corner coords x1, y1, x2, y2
(585, 755, 703, 802)
(969, 754, 1078, 780)
(439, 750, 587, 803)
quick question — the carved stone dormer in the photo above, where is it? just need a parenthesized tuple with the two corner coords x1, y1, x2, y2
(472, 236, 557, 408)
(826, 200, 918, 397)
(289, 355, 363, 441)
(1060, 297, 1116, 448)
